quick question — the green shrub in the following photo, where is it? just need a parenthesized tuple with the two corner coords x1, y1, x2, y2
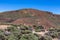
(39, 36, 52, 40)
(20, 34, 38, 40)
(7, 34, 18, 40)
(34, 25, 44, 32)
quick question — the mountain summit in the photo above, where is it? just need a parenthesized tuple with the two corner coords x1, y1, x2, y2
(0, 9, 60, 29)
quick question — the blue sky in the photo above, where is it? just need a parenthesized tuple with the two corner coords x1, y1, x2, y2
(0, 0, 60, 14)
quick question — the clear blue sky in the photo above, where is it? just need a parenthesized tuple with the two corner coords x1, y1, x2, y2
(0, 0, 60, 14)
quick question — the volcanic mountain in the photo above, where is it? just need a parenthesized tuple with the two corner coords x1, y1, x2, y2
(0, 9, 60, 29)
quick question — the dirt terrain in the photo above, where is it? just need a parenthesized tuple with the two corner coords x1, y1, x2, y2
(0, 25, 11, 29)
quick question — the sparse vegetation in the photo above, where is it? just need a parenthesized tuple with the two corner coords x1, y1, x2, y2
(0, 24, 60, 40)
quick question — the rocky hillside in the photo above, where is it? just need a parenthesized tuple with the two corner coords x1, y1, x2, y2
(0, 8, 60, 29)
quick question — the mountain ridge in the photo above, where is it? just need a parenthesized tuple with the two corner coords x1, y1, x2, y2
(0, 8, 60, 29)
